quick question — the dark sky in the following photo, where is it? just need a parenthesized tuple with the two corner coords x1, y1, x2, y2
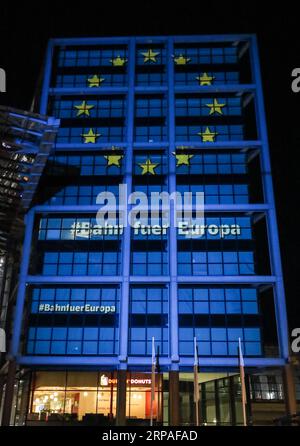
(1, 2, 299, 333)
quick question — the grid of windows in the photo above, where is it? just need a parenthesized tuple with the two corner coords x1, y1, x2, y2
(175, 97, 242, 116)
(135, 125, 167, 142)
(56, 45, 238, 68)
(176, 184, 249, 204)
(173, 47, 238, 65)
(177, 251, 255, 275)
(27, 286, 119, 355)
(27, 326, 119, 355)
(44, 184, 121, 206)
(38, 217, 122, 241)
(25, 37, 271, 365)
(55, 73, 128, 88)
(56, 126, 125, 143)
(52, 97, 126, 119)
(47, 151, 247, 176)
(178, 287, 259, 315)
(132, 184, 167, 200)
(29, 286, 120, 314)
(179, 327, 261, 356)
(135, 97, 167, 118)
(134, 96, 167, 143)
(175, 71, 239, 86)
(176, 125, 244, 141)
(174, 152, 247, 175)
(57, 47, 128, 67)
(250, 375, 285, 401)
(47, 152, 124, 176)
(136, 72, 167, 86)
(129, 286, 168, 355)
(131, 249, 168, 275)
(41, 251, 121, 276)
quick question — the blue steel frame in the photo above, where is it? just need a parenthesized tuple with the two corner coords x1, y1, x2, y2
(11, 34, 289, 370)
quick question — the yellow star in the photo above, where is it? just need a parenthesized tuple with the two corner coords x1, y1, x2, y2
(74, 100, 94, 117)
(110, 55, 127, 66)
(141, 49, 160, 63)
(87, 75, 105, 87)
(174, 54, 191, 65)
(206, 98, 226, 115)
(197, 127, 218, 142)
(172, 148, 194, 166)
(138, 158, 159, 175)
(104, 148, 123, 167)
(196, 72, 215, 86)
(81, 129, 101, 143)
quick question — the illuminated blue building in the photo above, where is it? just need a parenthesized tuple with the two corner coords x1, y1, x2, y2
(4, 35, 294, 426)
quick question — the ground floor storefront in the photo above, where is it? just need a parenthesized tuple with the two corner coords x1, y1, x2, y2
(1, 367, 299, 426)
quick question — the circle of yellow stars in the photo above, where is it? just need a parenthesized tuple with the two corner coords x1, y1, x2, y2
(73, 45, 230, 147)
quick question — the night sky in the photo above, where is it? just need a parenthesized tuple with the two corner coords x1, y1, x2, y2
(1, 2, 299, 334)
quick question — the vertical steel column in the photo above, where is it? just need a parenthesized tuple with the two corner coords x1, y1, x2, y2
(116, 369, 127, 426)
(10, 210, 35, 357)
(1, 359, 16, 426)
(40, 41, 53, 115)
(118, 38, 135, 368)
(250, 35, 289, 361)
(167, 37, 179, 369)
(169, 371, 180, 425)
(283, 363, 297, 417)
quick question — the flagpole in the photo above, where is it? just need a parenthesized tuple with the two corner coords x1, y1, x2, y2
(193, 337, 200, 426)
(156, 345, 162, 424)
(150, 337, 156, 426)
(238, 337, 247, 426)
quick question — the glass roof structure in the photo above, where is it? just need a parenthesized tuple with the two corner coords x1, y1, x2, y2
(0, 106, 59, 252)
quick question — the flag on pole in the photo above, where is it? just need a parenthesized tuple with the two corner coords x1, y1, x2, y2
(238, 337, 247, 426)
(150, 337, 156, 426)
(193, 337, 200, 426)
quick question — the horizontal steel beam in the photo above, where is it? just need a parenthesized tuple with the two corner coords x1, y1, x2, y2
(16, 355, 285, 368)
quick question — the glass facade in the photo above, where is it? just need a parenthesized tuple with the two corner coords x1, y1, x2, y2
(9, 35, 290, 426)
(23, 371, 166, 425)
(27, 286, 120, 355)
(129, 286, 169, 355)
(27, 371, 117, 424)
(18, 35, 280, 361)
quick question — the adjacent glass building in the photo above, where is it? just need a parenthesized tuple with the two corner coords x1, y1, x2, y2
(3, 34, 295, 426)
